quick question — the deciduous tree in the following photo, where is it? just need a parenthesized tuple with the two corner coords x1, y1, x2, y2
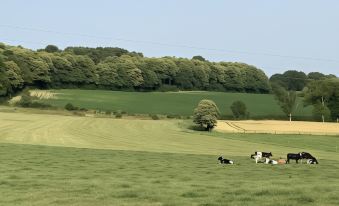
(230, 100, 248, 119)
(193, 99, 220, 131)
(272, 84, 297, 121)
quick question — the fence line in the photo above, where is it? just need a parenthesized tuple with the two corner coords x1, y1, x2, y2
(219, 129, 339, 136)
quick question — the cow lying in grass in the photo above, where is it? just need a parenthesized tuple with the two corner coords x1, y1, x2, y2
(218, 156, 234, 164)
(250, 151, 273, 163)
(264, 158, 278, 165)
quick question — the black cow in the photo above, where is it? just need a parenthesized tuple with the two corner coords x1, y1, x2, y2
(218, 156, 234, 164)
(261, 152, 273, 158)
(287, 153, 302, 164)
(300, 152, 315, 159)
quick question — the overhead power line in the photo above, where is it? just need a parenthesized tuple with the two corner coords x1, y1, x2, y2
(1, 24, 339, 63)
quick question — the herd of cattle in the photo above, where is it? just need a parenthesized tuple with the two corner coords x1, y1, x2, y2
(218, 151, 319, 165)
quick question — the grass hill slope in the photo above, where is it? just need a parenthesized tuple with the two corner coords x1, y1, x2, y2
(36, 89, 313, 118)
(0, 111, 339, 205)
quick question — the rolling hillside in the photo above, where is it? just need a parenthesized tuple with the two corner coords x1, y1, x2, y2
(0, 111, 339, 205)
(35, 89, 313, 118)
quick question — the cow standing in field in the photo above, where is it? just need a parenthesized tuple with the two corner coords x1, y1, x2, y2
(286, 153, 302, 164)
(301, 152, 319, 164)
(251, 151, 273, 163)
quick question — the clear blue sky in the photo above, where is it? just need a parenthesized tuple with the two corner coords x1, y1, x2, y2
(1, 0, 338, 77)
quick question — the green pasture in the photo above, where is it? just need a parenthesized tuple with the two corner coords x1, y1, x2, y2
(1, 143, 339, 206)
(39, 89, 313, 118)
(0, 111, 338, 205)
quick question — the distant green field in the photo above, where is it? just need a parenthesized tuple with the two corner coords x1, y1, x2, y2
(0, 111, 339, 205)
(39, 89, 313, 118)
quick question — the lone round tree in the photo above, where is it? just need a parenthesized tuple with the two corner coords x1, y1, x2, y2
(230, 100, 248, 119)
(193, 99, 220, 131)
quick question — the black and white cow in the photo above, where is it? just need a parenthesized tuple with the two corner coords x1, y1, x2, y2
(307, 158, 318, 164)
(265, 158, 278, 165)
(218, 156, 234, 164)
(301, 152, 319, 164)
(286, 153, 302, 163)
(251, 151, 273, 163)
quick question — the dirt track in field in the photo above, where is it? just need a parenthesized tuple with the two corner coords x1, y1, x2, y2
(216, 120, 339, 135)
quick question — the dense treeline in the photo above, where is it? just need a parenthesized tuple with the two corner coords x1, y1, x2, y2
(269, 70, 336, 91)
(269, 70, 338, 121)
(1, 42, 338, 121)
(0, 43, 271, 98)
(304, 78, 339, 121)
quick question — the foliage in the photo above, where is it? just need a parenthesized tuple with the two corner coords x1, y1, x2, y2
(16, 94, 32, 107)
(269, 70, 307, 91)
(230, 100, 249, 119)
(44, 45, 59, 53)
(0, 42, 272, 98)
(65, 103, 78, 111)
(304, 79, 339, 121)
(192, 55, 206, 61)
(166, 114, 182, 119)
(115, 113, 122, 118)
(270, 70, 336, 91)
(149, 114, 160, 120)
(271, 83, 297, 120)
(312, 102, 331, 122)
(193, 99, 220, 131)
(16, 93, 51, 108)
(307, 72, 326, 80)
(64, 46, 140, 63)
(0, 58, 10, 96)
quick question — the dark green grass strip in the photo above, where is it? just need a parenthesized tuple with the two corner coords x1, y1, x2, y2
(40, 89, 313, 117)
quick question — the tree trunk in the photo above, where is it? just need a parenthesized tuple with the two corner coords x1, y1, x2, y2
(289, 113, 292, 122)
(321, 96, 325, 123)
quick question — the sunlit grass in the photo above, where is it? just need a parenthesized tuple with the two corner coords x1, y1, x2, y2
(0, 143, 338, 206)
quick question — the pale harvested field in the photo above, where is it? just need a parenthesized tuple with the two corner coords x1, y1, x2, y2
(8, 90, 57, 105)
(0, 111, 291, 156)
(1, 110, 339, 160)
(216, 120, 339, 135)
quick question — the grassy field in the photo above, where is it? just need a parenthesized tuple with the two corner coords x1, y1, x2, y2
(1, 143, 339, 206)
(1, 111, 339, 205)
(35, 89, 313, 118)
